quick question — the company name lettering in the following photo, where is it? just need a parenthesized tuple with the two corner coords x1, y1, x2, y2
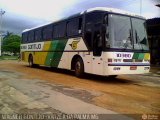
(21, 46, 27, 49)
(28, 44, 41, 50)
(21, 44, 42, 50)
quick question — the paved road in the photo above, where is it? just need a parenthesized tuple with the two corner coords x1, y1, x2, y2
(0, 69, 133, 120)
(0, 61, 160, 120)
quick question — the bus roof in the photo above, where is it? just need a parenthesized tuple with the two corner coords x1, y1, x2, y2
(23, 22, 53, 33)
(23, 7, 145, 33)
(85, 7, 144, 18)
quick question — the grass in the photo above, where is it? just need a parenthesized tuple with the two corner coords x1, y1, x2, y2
(0, 56, 18, 60)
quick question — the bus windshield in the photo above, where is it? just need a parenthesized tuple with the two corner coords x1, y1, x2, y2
(108, 14, 149, 50)
(132, 18, 149, 50)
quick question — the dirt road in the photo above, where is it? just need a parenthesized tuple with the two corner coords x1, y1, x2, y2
(0, 60, 160, 118)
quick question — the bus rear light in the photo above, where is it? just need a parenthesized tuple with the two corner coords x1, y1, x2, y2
(108, 59, 112, 62)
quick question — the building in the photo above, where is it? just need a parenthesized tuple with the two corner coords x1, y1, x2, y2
(147, 18, 160, 64)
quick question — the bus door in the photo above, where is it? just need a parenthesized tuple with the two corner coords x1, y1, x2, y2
(84, 12, 104, 75)
(92, 23, 104, 75)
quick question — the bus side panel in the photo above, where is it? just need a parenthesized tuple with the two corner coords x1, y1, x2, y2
(58, 38, 92, 72)
(44, 39, 68, 67)
(22, 52, 32, 63)
(57, 51, 70, 69)
(34, 41, 51, 65)
(58, 51, 93, 73)
(80, 52, 93, 74)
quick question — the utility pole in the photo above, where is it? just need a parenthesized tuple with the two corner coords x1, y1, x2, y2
(140, 0, 142, 15)
(0, 9, 5, 56)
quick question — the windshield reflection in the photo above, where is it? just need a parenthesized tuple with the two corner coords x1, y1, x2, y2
(107, 14, 149, 50)
(132, 18, 149, 50)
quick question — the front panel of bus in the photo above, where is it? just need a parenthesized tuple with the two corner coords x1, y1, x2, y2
(84, 11, 150, 75)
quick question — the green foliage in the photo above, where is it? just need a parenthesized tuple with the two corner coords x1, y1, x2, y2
(2, 34, 21, 54)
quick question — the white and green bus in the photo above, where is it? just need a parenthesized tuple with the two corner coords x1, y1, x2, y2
(21, 7, 150, 77)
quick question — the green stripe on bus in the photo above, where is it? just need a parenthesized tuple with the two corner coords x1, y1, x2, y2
(138, 53, 145, 60)
(45, 41, 54, 66)
(132, 53, 139, 59)
(132, 53, 145, 60)
(45, 39, 68, 67)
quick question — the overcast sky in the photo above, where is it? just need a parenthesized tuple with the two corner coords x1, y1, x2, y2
(0, 0, 159, 35)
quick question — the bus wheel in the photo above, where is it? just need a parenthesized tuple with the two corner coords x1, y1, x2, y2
(28, 55, 34, 67)
(75, 58, 84, 78)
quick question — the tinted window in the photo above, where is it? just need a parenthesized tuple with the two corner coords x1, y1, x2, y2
(67, 18, 82, 37)
(22, 32, 28, 43)
(35, 28, 42, 42)
(28, 31, 34, 43)
(86, 12, 103, 25)
(53, 22, 66, 38)
(85, 12, 103, 49)
(43, 25, 53, 40)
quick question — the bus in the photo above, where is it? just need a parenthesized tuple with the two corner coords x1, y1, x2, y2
(21, 7, 150, 78)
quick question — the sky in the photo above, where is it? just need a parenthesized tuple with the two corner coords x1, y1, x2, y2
(0, 0, 159, 35)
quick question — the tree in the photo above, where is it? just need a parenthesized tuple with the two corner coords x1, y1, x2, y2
(2, 34, 21, 55)
(3, 31, 13, 39)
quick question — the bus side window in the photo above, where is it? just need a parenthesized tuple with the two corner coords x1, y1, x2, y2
(85, 12, 103, 50)
(22, 32, 28, 43)
(42, 25, 53, 40)
(85, 22, 93, 49)
(35, 28, 42, 42)
(93, 23, 103, 56)
(78, 18, 82, 33)
(67, 17, 82, 37)
(28, 31, 34, 43)
(53, 22, 66, 39)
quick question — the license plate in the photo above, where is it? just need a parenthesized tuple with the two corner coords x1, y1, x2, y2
(130, 66, 137, 70)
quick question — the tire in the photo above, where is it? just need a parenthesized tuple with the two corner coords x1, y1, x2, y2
(28, 55, 34, 67)
(75, 58, 84, 78)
